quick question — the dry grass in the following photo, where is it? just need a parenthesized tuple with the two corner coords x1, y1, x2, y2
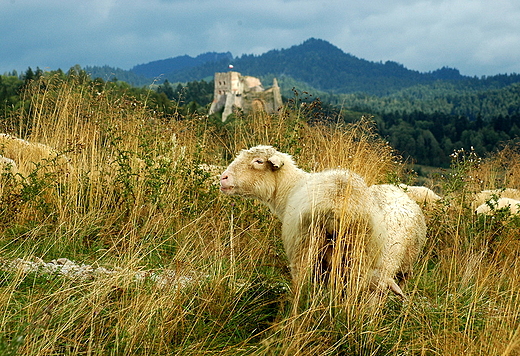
(0, 74, 519, 355)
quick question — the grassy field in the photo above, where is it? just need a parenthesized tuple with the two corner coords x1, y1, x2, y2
(0, 74, 519, 355)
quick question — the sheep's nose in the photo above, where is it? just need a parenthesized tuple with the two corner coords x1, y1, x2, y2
(220, 172, 233, 193)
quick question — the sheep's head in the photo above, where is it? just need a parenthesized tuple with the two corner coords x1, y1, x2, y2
(220, 145, 290, 200)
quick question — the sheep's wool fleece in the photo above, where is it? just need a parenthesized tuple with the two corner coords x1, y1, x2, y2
(220, 145, 427, 295)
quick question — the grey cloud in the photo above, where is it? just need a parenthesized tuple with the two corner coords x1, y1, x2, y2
(1, 0, 519, 76)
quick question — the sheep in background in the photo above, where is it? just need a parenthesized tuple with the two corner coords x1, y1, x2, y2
(0, 156, 18, 174)
(399, 184, 442, 206)
(0, 133, 71, 176)
(471, 188, 520, 211)
(220, 145, 426, 297)
(0, 155, 21, 197)
(475, 197, 520, 215)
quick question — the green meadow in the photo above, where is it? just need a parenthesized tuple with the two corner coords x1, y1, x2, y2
(0, 73, 519, 355)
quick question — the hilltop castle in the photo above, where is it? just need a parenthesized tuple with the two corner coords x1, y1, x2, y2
(209, 71, 283, 122)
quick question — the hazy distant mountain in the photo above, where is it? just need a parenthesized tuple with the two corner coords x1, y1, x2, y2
(131, 52, 233, 79)
(167, 39, 520, 96)
(86, 52, 232, 86)
(84, 65, 151, 86)
(161, 38, 476, 95)
(86, 38, 520, 96)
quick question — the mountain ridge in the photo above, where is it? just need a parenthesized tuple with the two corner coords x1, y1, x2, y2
(85, 38, 520, 96)
(160, 38, 473, 95)
(131, 52, 233, 79)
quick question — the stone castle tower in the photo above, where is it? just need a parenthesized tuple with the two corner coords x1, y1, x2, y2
(209, 71, 283, 122)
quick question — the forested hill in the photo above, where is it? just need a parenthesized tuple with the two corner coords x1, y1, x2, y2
(156, 38, 520, 96)
(85, 38, 520, 97)
(84, 52, 232, 87)
(165, 38, 461, 95)
(131, 52, 233, 79)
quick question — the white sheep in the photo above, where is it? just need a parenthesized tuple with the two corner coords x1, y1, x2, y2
(475, 197, 520, 215)
(399, 184, 442, 206)
(0, 155, 18, 174)
(0, 155, 20, 197)
(0, 133, 71, 176)
(220, 145, 427, 297)
(472, 188, 520, 211)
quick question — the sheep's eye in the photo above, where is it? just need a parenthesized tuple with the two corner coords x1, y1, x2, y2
(254, 159, 264, 164)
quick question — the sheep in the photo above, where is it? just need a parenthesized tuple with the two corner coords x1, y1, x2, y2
(399, 184, 442, 206)
(0, 155, 19, 193)
(0, 133, 71, 176)
(471, 188, 520, 211)
(475, 197, 520, 215)
(220, 145, 427, 297)
(0, 156, 18, 174)
(368, 184, 427, 293)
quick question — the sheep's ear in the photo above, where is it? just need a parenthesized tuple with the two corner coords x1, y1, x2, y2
(268, 154, 284, 170)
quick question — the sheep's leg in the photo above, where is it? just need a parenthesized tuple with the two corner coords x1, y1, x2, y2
(283, 215, 330, 283)
(388, 279, 404, 297)
(369, 269, 405, 297)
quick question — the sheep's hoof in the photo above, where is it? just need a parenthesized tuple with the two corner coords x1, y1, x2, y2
(389, 280, 405, 298)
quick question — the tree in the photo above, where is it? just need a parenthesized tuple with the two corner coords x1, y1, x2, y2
(157, 80, 175, 100)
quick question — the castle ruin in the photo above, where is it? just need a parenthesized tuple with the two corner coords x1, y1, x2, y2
(209, 71, 283, 122)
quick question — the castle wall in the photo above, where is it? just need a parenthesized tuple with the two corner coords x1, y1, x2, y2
(209, 71, 282, 122)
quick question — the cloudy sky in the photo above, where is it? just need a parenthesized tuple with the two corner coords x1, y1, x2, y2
(2, 0, 520, 77)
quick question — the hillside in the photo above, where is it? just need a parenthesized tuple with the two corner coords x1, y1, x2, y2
(85, 38, 520, 97)
(166, 38, 473, 96)
(83, 65, 151, 86)
(131, 52, 232, 79)
(85, 52, 232, 87)
(151, 38, 518, 96)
